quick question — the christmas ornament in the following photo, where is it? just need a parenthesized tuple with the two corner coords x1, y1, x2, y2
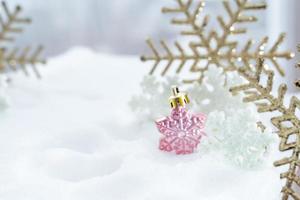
(230, 57, 300, 200)
(155, 86, 206, 154)
(130, 66, 275, 168)
(0, 1, 45, 78)
(141, 0, 293, 83)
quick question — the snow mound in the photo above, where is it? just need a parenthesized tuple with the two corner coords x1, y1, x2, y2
(0, 47, 282, 200)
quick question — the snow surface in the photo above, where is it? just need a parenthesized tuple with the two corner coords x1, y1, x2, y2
(0, 47, 283, 200)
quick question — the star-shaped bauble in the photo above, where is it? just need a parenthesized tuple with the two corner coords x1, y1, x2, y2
(156, 107, 206, 154)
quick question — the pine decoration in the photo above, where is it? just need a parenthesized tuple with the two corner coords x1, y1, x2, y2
(230, 57, 300, 200)
(0, 1, 45, 78)
(141, 0, 293, 83)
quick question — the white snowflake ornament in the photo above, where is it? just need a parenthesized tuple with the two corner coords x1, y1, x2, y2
(129, 75, 181, 121)
(130, 66, 276, 169)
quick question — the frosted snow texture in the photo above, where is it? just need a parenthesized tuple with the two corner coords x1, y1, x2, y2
(0, 74, 10, 110)
(0, 48, 281, 200)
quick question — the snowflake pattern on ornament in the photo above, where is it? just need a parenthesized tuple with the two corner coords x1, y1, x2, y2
(156, 107, 206, 155)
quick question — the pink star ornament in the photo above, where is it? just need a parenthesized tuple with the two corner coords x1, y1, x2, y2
(155, 86, 206, 155)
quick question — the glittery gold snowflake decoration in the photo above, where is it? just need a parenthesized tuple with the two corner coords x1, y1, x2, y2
(230, 57, 300, 200)
(141, 0, 293, 83)
(0, 1, 45, 79)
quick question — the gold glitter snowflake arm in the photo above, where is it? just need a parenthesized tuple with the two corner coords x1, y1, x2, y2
(141, 0, 293, 83)
(141, 0, 209, 78)
(0, 1, 46, 78)
(230, 58, 300, 200)
(209, 1, 292, 76)
(240, 33, 293, 76)
(0, 1, 31, 41)
(0, 46, 46, 78)
(141, 0, 266, 78)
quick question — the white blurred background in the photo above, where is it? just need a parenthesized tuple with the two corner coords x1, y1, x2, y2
(4, 0, 300, 89)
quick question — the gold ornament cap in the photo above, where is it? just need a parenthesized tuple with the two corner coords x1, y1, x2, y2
(169, 86, 190, 108)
